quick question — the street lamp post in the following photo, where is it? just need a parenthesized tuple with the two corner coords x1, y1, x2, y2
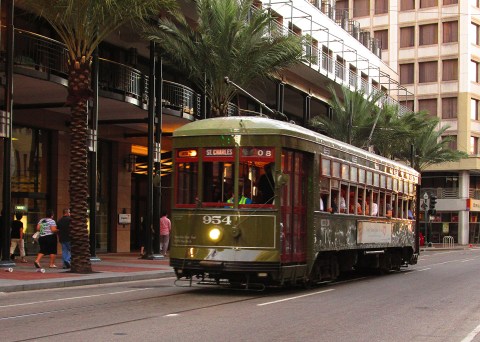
(423, 193, 429, 247)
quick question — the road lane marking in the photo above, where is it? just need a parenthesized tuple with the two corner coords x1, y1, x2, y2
(0, 288, 152, 309)
(460, 259, 475, 262)
(414, 268, 431, 272)
(461, 323, 480, 342)
(257, 289, 334, 306)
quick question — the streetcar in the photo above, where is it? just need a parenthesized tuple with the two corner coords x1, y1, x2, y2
(170, 116, 420, 289)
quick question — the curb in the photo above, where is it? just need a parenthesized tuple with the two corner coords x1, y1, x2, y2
(0, 271, 176, 293)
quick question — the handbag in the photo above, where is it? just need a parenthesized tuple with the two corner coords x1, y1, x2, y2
(32, 231, 40, 243)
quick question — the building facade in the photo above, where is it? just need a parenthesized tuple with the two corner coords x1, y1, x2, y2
(0, 0, 410, 256)
(345, 0, 480, 243)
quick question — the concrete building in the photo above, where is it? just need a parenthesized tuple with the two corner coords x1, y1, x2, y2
(344, 0, 480, 243)
(0, 0, 410, 255)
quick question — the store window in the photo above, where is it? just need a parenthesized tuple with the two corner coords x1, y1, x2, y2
(10, 127, 50, 246)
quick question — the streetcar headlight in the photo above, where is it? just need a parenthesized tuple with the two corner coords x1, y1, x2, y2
(208, 227, 223, 242)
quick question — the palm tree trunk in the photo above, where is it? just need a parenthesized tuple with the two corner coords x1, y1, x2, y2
(68, 59, 93, 273)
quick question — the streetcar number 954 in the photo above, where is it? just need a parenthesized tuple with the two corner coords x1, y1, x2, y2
(202, 215, 232, 225)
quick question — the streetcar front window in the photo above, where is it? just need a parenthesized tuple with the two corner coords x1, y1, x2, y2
(202, 161, 234, 206)
(176, 162, 198, 206)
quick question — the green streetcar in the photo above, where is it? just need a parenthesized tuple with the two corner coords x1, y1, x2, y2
(170, 116, 420, 289)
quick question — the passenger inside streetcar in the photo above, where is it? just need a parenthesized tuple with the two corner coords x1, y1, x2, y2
(257, 162, 275, 204)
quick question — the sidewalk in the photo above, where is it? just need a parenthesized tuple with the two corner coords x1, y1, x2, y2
(0, 253, 175, 293)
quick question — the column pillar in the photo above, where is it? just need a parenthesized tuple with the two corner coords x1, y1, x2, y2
(458, 171, 470, 245)
(303, 94, 311, 126)
(276, 82, 284, 114)
(1, 0, 14, 267)
(89, 48, 100, 261)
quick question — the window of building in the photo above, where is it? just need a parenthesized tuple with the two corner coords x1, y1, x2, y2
(400, 26, 415, 47)
(443, 21, 458, 43)
(471, 60, 480, 83)
(400, 63, 415, 84)
(471, 136, 479, 155)
(471, 23, 480, 45)
(361, 73, 369, 93)
(443, 0, 457, 4)
(404, 100, 415, 111)
(336, 0, 348, 12)
(418, 98, 438, 116)
(442, 97, 457, 119)
(401, 0, 415, 10)
(420, 0, 437, 8)
(305, 37, 319, 65)
(419, 61, 438, 83)
(442, 59, 458, 81)
(349, 65, 358, 88)
(374, 30, 388, 50)
(336, 56, 346, 80)
(375, 0, 388, 14)
(472, 98, 480, 120)
(442, 135, 457, 150)
(419, 24, 438, 45)
(322, 46, 333, 73)
(353, 0, 370, 17)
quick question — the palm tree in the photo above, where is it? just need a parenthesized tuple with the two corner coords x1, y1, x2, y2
(310, 86, 466, 171)
(391, 113, 467, 171)
(309, 85, 385, 147)
(144, 0, 304, 117)
(22, 0, 176, 273)
(370, 105, 426, 159)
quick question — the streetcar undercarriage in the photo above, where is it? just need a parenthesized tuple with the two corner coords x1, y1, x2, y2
(171, 246, 416, 289)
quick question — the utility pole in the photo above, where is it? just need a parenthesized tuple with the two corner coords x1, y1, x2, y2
(422, 192, 429, 247)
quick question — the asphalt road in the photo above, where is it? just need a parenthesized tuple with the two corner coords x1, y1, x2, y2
(2, 249, 480, 342)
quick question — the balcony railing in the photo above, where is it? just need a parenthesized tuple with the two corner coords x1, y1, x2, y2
(9, 28, 202, 118)
(162, 80, 201, 117)
(12, 28, 68, 78)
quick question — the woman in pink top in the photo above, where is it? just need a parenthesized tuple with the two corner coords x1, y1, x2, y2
(160, 212, 171, 257)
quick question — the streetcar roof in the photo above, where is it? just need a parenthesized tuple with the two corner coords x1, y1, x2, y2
(173, 116, 420, 177)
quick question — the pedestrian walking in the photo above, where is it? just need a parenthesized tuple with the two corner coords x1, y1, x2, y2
(10, 211, 27, 262)
(57, 208, 71, 269)
(160, 212, 171, 257)
(34, 209, 58, 269)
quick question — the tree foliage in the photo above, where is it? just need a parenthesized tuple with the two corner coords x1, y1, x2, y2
(309, 86, 467, 172)
(309, 85, 385, 146)
(144, 0, 304, 116)
(20, 0, 176, 273)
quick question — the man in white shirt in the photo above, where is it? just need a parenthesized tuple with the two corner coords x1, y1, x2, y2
(368, 195, 378, 216)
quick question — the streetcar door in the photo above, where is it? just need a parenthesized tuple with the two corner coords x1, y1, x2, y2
(280, 150, 309, 263)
